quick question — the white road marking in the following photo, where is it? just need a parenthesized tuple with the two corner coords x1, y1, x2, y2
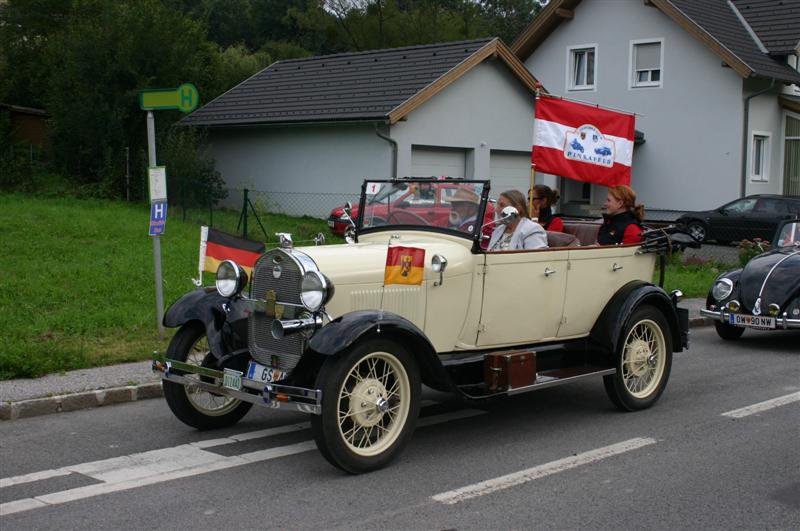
(0, 409, 485, 517)
(431, 437, 657, 505)
(721, 391, 800, 419)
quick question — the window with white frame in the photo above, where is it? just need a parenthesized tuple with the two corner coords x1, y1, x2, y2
(568, 45, 596, 90)
(751, 132, 770, 182)
(631, 40, 662, 87)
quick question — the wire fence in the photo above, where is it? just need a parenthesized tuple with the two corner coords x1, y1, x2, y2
(173, 187, 360, 245)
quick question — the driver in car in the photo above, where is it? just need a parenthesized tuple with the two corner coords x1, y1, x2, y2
(448, 188, 480, 233)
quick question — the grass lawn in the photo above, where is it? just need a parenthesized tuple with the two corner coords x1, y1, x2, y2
(0, 193, 732, 380)
(0, 193, 340, 380)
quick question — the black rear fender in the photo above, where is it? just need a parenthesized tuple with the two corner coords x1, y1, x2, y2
(307, 311, 454, 392)
(589, 281, 685, 361)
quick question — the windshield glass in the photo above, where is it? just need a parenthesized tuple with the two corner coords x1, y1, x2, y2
(359, 179, 491, 238)
(775, 220, 800, 248)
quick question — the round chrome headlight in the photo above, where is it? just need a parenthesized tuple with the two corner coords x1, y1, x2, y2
(712, 278, 733, 302)
(300, 271, 334, 311)
(215, 260, 247, 297)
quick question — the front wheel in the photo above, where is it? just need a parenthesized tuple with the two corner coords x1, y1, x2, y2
(604, 305, 673, 411)
(714, 321, 745, 340)
(311, 338, 421, 474)
(162, 322, 252, 430)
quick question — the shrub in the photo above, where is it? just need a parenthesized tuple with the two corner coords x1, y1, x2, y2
(737, 238, 770, 267)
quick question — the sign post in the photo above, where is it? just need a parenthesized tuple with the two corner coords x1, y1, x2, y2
(140, 83, 200, 339)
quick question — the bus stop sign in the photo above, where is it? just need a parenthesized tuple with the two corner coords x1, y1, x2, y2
(139, 83, 199, 113)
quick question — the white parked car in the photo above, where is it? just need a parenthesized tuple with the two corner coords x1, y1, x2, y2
(154, 178, 691, 473)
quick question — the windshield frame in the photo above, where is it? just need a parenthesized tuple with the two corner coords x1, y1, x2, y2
(355, 178, 492, 252)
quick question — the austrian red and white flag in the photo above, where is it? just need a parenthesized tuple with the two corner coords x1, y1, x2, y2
(532, 97, 635, 186)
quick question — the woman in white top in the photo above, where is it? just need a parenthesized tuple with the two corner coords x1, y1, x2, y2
(487, 190, 548, 251)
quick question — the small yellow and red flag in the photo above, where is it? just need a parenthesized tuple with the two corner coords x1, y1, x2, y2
(384, 246, 425, 285)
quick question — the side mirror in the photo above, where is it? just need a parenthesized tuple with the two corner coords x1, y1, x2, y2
(343, 201, 356, 228)
(479, 206, 519, 231)
(344, 226, 356, 244)
(499, 206, 519, 225)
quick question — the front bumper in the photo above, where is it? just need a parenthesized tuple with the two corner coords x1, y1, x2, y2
(152, 355, 322, 414)
(700, 308, 800, 329)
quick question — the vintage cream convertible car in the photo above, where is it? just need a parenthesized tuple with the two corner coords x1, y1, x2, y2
(153, 178, 690, 473)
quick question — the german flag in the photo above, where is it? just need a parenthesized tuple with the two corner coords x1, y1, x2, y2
(200, 226, 265, 277)
(384, 246, 425, 285)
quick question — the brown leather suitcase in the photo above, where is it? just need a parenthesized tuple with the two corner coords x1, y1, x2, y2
(484, 350, 536, 392)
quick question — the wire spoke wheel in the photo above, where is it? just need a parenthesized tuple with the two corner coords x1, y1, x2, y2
(604, 305, 673, 411)
(183, 335, 241, 417)
(621, 319, 666, 399)
(312, 338, 420, 474)
(162, 322, 252, 430)
(336, 351, 410, 456)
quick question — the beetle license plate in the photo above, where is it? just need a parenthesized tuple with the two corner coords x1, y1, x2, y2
(729, 314, 775, 329)
(327, 220, 335, 227)
(247, 361, 284, 383)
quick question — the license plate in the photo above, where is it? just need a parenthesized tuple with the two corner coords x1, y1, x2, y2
(222, 368, 243, 390)
(247, 361, 284, 383)
(327, 220, 335, 227)
(729, 314, 775, 329)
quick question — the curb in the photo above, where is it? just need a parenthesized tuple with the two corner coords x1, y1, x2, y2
(689, 317, 714, 328)
(0, 382, 163, 421)
(0, 318, 714, 422)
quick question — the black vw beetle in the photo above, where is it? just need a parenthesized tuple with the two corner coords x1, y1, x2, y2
(701, 218, 800, 339)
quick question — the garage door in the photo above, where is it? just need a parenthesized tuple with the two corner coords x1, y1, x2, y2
(411, 146, 465, 179)
(490, 150, 532, 193)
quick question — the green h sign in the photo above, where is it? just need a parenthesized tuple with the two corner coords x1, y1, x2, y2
(139, 83, 199, 113)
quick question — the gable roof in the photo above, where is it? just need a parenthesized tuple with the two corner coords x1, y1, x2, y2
(733, 0, 800, 55)
(511, 0, 800, 85)
(181, 38, 539, 128)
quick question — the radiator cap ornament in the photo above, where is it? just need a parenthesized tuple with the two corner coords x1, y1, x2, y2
(276, 232, 293, 249)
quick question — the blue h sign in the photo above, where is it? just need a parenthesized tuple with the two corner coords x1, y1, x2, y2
(149, 201, 168, 236)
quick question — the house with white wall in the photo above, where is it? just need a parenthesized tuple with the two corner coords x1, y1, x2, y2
(512, 0, 800, 217)
(181, 38, 543, 217)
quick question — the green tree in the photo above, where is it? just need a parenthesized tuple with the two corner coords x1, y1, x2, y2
(44, 0, 218, 195)
(479, 0, 543, 45)
(0, 0, 72, 107)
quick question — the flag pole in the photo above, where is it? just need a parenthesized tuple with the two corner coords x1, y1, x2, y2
(529, 165, 536, 219)
(530, 83, 542, 218)
(193, 226, 208, 287)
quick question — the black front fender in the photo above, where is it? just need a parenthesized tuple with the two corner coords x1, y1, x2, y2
(589, 281, 685, 360)
(163, 288, 250, 360)
(308, 311, 455, 392)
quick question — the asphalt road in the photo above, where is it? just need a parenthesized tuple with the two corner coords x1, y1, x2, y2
(1, 327, 798, 530)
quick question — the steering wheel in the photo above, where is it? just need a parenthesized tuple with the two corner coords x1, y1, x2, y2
(387, 209, 429, 225)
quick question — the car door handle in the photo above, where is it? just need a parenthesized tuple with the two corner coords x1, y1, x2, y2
(612, 263, 623, 272)
(544, 267, 556, 277)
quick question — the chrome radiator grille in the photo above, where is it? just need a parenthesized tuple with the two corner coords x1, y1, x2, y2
(248, 249, 306, 372)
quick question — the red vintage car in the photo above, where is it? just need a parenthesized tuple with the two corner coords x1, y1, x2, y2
(328, 180, 495, 242)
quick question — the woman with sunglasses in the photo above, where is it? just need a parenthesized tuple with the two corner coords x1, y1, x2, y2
(529, 185, 564, 232)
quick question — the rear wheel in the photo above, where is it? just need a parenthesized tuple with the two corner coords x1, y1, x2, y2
(714, 321, 745, 340)
(604, 306, 673, 411)
(162, 322, 252, 430)
(311, 338, 420, 474)
(686, 221, 707, 243)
